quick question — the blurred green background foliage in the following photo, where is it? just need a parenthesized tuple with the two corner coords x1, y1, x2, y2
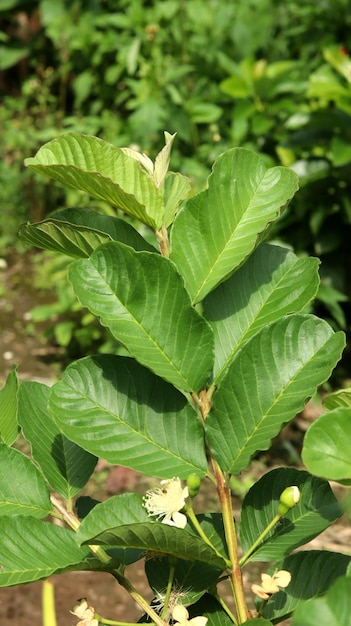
(1, 0, 351, 368)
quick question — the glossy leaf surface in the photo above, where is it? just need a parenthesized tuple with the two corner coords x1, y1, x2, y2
(79, 522, 227, 571)
(205, 315, 345, 474)
(69, 241, 213, 392)
(203, 243, 320, 384)
(25, 133, 164, 229)
(0, 516, 100, 586)
(0, 443, 51, 518)
(302, 407, 351, 482)
(77, 493, 148, 565)
(18, 381, 97, 499)
(50, 355, 208, 478)
(170, 148, 299, 303)
(240, 468, 341, 562)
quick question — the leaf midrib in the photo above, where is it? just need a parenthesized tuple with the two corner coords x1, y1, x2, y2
(90, 259, 192, 390)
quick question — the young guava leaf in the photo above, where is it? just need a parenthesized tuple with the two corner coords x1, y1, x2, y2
(205, 315, 345, 475)
(240, 468, 341, 562)
(262, 551, 351, 623)
(162, 171, 192, 227)
(0, 364, 19, 445)
(18, 381, 97, 499)
(0, 443, 51, 517)
(291, 576, 351, 626)
(79, 522, 227, 571)
(170, 148, 299, 303)
(68, 241, 214, 392)
(302, 407, 351, 483)
(0, 517, 102, 586)
(49, 355, 208, 478)
(25, 133, 164, 229)
(153, 131, 177, 187)
(203, 243, 320, 384)
(18, 208, 156, 258)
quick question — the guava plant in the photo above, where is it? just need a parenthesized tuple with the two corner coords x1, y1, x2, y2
(0, 132, 350, 625)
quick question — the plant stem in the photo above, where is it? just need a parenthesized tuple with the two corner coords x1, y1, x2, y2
(160, 560, 176, 620)
(195, 388, 248, 623)
(111, 571, 167, 626)
(211, 460, 248, 624)
(239, 513, 280, 567)
(156, 224, 169, 257)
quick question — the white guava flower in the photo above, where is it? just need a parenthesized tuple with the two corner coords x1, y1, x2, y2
(143, 477, 189, 528)
(251, 569, 291, 600)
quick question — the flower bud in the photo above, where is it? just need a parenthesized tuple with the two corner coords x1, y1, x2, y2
(187, 473, 202, 498)
(277, 486, 300, 515)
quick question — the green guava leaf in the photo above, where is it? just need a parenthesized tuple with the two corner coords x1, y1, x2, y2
(18, 208, 156, 258)
(323, 386, 351, 409)
(262, 551, 351, 623)
(291, 575, 351, 626)
(76, 493, 148, 565)
(203, 243, 320, 384)
(240, 468, 341, 562)
(145, 513, 227, 606)
(170, 148, 299, 303)
(18, 381, 97, 500)
(77, 493, 149, 540)
(68, 241, 214, 392)
(0, 364, 19, 445)
(0, 443, 51, 517)
(79, 522, 227, 571)
(0, 516, 101, 586)
(302, 407, 351, 483)
(49, 355, 208, 478)
(25, 133, 164, 229)
(205, 315, 345, 475)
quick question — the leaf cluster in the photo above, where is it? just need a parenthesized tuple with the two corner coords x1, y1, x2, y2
(0, 133, 350, 624)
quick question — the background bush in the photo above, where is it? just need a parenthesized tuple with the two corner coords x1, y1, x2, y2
(1, 0, 351, 370)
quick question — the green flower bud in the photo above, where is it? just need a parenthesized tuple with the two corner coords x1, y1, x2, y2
(277, 486, 300, 516)
(187, 473, 202, 498)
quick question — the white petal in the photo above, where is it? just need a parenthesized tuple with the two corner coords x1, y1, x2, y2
(190, 617, 208, 626)
(274, 570, 291, 588)
(173, 605, 189, 622)
(172, 511, 187, 529)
